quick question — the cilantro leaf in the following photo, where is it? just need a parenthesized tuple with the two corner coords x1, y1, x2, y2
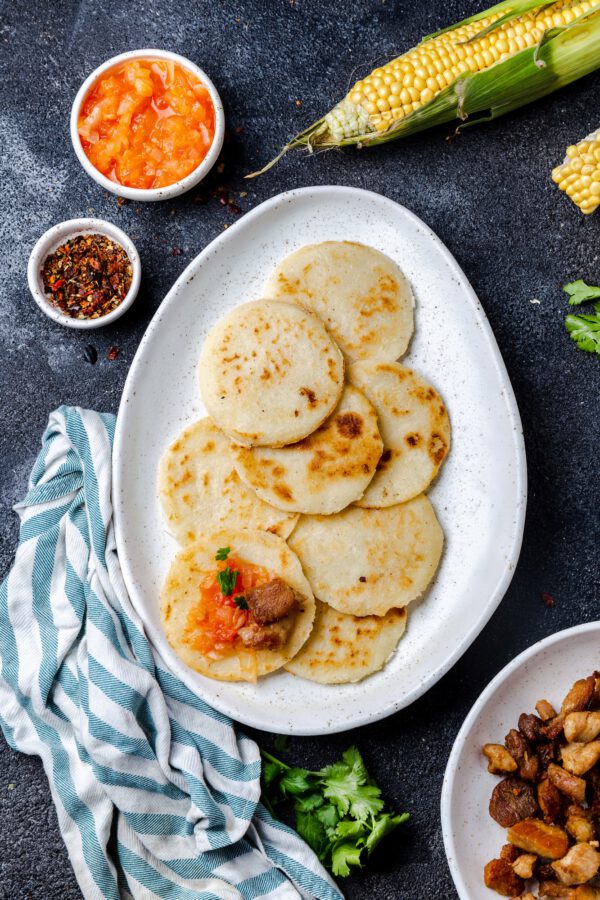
(320, 748, 385, 822)
(295, 791, 324, 812)
(364, 811, 410, 855)
(273, 734, 290, 755)
(279, 767, 315, 797)
(234, 595, 248, 609)
(216, 566, 239, 596)
(261, 761, 283, 790)
(563, 279, 600, 306)
(296, 809, 328, 859)
(331, 841, 363, 877)
(315, 803, 339, 834)
(334, 819, 368, 841)
(565, 306, 600, 355)
(215, 546, 230, 561)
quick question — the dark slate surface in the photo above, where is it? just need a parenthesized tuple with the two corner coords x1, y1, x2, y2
(1, 1, 599, 897)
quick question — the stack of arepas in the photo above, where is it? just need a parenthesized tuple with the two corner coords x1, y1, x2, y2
(159, 241, 450, 684)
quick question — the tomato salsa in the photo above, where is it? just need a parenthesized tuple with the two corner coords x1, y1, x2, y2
(185, 557, 271, 656)
(78, 58, 216, 190)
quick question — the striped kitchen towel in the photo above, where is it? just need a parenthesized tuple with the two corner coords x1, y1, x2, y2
(0, 406, 342, 900)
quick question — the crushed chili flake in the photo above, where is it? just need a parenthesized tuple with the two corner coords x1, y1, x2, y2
(171, 247, 184, 257)
(107, 346, 120, 361)
(542, 592, 556, 607)
(42, 234, 132, 320)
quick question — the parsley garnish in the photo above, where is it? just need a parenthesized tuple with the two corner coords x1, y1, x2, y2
(563, 279, 600, 306)
(215, 547, 231, 561)
(234, 595, 248, 609)
(562, 281, 600, 356)
(261, 745, 408, 877)
(216, 566, 239, 596)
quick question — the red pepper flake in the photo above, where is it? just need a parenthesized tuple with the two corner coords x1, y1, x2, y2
(171, 247, 184, 257)
(234, 126, 244, 135)
(542, 592, 556, 607)
(116, 196, 130, 208)
(107, 346, 120, 361)
(228, 203, 241, 215)
(41, 234, 132, 320)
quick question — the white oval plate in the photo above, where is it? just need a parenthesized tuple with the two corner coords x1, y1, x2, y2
(113, 186, 527, 735)
(441, 622, 600, 899)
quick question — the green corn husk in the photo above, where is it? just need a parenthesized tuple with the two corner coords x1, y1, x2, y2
(249, 0, 600, 176)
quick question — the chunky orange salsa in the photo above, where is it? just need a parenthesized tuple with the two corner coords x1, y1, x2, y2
(185, 558, 271, 656)
(78, 58, 216, 189)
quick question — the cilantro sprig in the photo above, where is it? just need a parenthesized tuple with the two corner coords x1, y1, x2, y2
(216, 566, 239, 596)
(563, 279, 600, 306)
(562, 280, 600, 356)
(261, 746, 409, 877)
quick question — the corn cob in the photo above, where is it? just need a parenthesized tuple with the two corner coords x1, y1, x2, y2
(552, 130, 600, 213)
(251, 0, 600, 175)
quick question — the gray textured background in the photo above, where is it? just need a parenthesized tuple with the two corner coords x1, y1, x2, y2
(1, 1, 599, 898)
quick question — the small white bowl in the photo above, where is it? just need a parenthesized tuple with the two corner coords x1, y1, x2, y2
(28, 218, 141, 329)
(70, 49, 225, 202)
(441, 621, 600, 900)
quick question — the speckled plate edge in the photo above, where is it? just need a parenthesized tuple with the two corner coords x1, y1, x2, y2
(440, 622, 600, 899)
(113, 185, 527, 735)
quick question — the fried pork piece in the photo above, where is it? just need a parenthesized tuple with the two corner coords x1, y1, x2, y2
(506, 729, 532, 767)
(512, 853, 537, 878)
(565, 805, 595, 843)
(561, 678, 596, 718)
(551, 842, 600, 885)
(501, 843, 522, 863)
(538, 778, 563, 822)
(484, 858, 525, 896)
(507, 818, 569, 859)
(520, 713, 544, 744)
(537, 700, 558, 722)
(237, 618, 294, 650)
(561, 742, 600, 777)
(484, 744, 518, 774)
(564, 713, 600, 744)
(539, 742, 559, 771)
(490, 778, 539, 827)
(538, 883, 575, 897)
(245, 578, 301, 625)
(547, 763, 587, 804)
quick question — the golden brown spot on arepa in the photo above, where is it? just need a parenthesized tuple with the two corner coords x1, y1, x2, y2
(335, 412, 363, 439)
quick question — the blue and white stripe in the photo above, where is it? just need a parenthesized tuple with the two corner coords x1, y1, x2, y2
(0, 407, 342, 900)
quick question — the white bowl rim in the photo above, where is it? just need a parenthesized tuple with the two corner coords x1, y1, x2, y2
(27, 217, 142, 330)
(440, 619, 600, 900)
(70, 48, 225, 202)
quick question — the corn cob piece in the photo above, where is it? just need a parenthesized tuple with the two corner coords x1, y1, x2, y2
(251, 0, 600, 175)
(552, 130, 600, 213)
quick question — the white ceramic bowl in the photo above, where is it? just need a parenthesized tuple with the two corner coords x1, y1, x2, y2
(441, 621, 600, 900)
(70, 49, 225, 202)
(27, 218, 141, 329)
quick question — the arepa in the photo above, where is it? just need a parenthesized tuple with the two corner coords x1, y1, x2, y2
(349, 361, 450, 507)
(288, 497, 443, 616)
(161, 529, 315, 682)
(285, 601, 407, 684)
(198, 299, 344, 447)
(263, 241, 414, 361)
(230, 385, 383, 515)
(158, 419, 298, 543)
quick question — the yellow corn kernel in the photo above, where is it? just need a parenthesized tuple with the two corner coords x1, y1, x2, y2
(552, 130, 600, 214)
